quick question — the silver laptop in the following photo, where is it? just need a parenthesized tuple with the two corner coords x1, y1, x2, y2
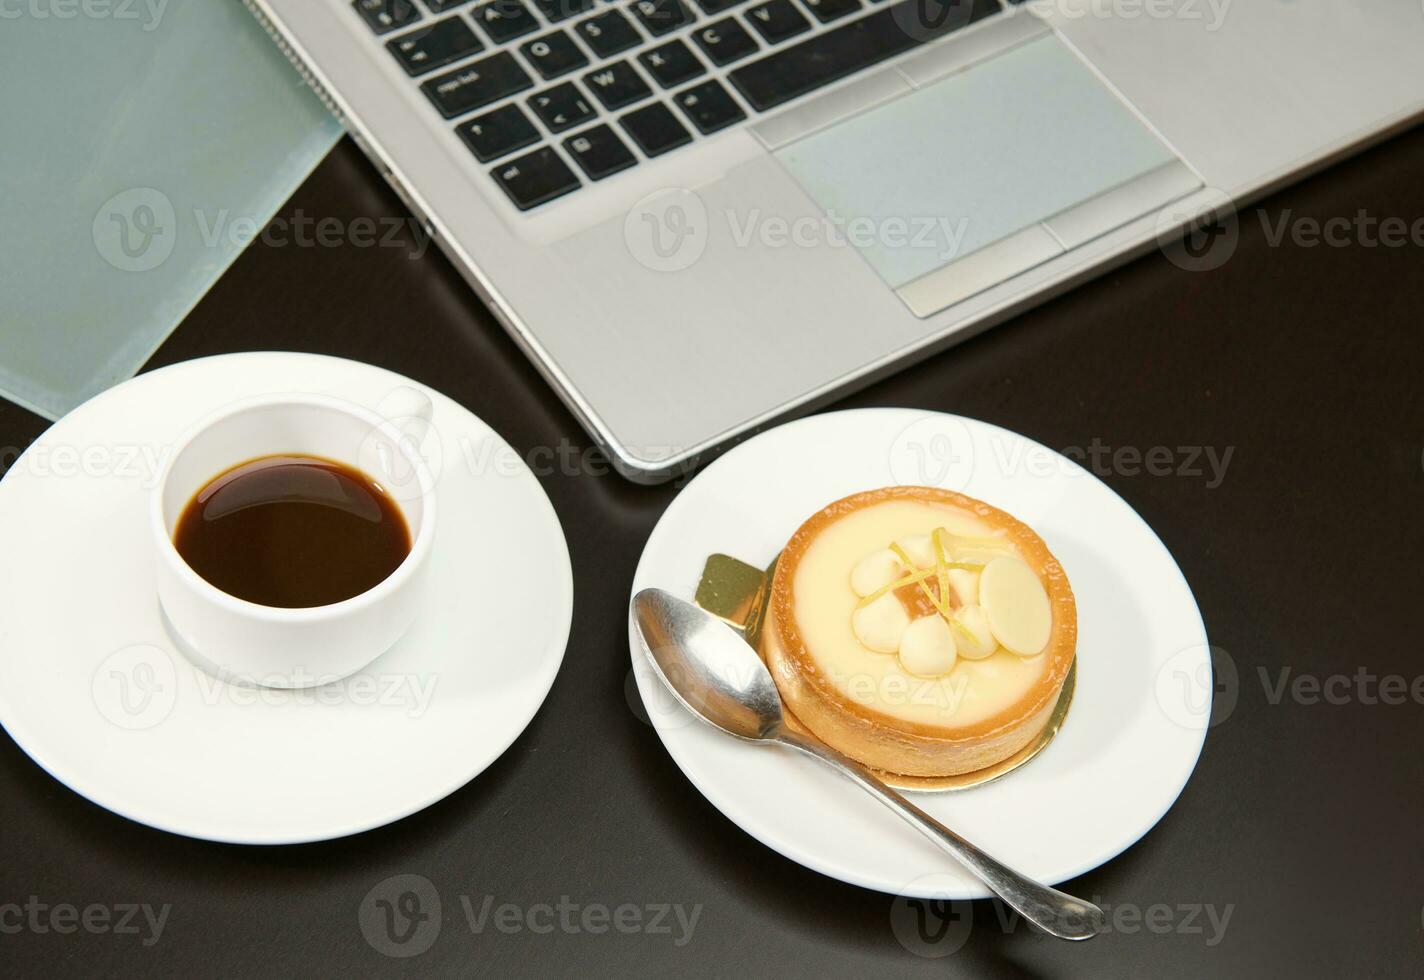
(246, 0, 1424, 481)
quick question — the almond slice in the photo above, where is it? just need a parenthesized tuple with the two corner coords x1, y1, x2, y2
(898, 614, 957, 677)
(950, 604, 998, 660)
(852, 591, 910, 654)
(946, 567, 979, 608)
(850, 549, 905, 598)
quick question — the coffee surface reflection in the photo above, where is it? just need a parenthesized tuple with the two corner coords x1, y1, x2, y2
(173, 455, 411, 608)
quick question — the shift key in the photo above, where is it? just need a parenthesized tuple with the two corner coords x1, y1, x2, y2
(422, 52, 533, 118)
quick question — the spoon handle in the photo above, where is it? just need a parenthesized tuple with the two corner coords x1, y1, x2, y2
(774, 728, 1104, 941)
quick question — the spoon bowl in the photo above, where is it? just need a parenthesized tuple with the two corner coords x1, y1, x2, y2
(633, 586, 785, 740)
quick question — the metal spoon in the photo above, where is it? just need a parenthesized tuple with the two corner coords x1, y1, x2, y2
(632, 587, 1105, 941)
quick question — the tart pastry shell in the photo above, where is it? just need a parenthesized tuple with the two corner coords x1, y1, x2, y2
(762, 486, 1077, 778)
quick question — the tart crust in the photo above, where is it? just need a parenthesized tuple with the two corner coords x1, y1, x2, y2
(762, 486, 1077, 777)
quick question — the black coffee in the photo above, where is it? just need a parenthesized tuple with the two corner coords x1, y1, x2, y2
(173, 454, 411, 608)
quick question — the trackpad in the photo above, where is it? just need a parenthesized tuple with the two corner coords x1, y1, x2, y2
(773, 34, 1199, 317)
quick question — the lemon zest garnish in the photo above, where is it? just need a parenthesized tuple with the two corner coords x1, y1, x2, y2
(850, 525, 1019, 658)
(926, 591, 955, 619)
(854, 531, 990, 623)
(855, 564, 935, 609)
(888, 542, 917, 571)
(949, 617, 990, 651)
(932, 528, 953, 611)
(919, 537, 956, 619)
(889, 542, 944, 611)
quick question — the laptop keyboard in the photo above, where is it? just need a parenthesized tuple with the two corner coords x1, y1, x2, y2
(354, 0, 1006, 210)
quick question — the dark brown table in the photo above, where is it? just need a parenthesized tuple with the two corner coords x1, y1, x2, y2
(2, 127, 1421, 977)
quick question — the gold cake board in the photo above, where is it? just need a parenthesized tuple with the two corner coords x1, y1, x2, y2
(695, 553, 1074, 794)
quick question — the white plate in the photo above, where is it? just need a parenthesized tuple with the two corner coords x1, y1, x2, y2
(629, 409, 1211, 899)
(0, 353, 572, 844)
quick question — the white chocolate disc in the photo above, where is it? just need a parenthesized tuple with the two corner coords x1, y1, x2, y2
(852, 592, 910, 654)
(893, 534, 934, 568)
(979, 556, 1052, 656)
(898, 615, 957, 677)
(849, 549, 906, 598)
(950, 604, 998, 660)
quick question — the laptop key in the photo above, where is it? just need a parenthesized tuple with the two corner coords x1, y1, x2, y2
(423, 52, 534, 117)
(584, 61, 654, 110)
(492, 147, 581, 209)
(532, 0, 597, 22)
(387, 17, 484, 76)
(471, 0, 539, 43)
(629, 0, 695, 37)
(620, 102, 693, 156)
(457, 103, 540, 162)
(673, 79, 746, 134)
(695, 0, 745, 12)
(799, 0, 860, 22)
(728, 0, 999, 111)
(575, 9, 642, 58)
(638, 40, 705, 88)
(354, 0, 422, 34)
(425, 0, 474, 10)
(520, 31, 590, 80)
(744, 0, 809, 42)
(528, 82, 597, 132)
(564, 124, 639, 180)
(691, 18, 758, 66)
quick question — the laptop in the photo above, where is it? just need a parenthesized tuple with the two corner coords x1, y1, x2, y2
(246, 0, 1424, 482)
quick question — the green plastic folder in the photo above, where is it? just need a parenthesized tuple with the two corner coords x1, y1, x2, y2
(0, 1, 341, 419)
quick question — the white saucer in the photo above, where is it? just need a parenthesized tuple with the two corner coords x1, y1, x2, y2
(629, 409, 1211, 899)
(0, 353, 572, 844)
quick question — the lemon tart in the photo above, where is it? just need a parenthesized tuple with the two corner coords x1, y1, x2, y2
(762, 486, 1076, 777)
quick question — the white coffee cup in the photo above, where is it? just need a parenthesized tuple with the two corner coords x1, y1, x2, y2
(151, 390, 437, 689)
